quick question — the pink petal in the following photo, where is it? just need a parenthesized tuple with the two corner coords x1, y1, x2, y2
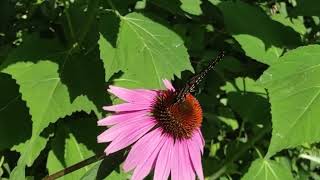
(108, 86, 156, 103)
(133, 89, 158, 100)
(131, 134, 166, 180)
(97, 116, 153, 143)
(182, 141, 195, 180)
(103, 103, 150, 112)
(104, 120, 156, 155)
(170, 141, 180, 180)
(97, 110, 148, 126)
(178, 141, 189, 180)
(123, 128, 163, 172)
(187, 138, 204, 180)
(162, 79, 175, 91)
(154, 136, 173, 180)
(192, 129, 205, 154)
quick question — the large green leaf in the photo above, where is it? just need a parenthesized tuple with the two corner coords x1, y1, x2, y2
(99, 12, 193, 88)
(1, 35, 102, 179)
(259, 45, 320, 157)
(242, 158, 294, 180)
(4, 61, 97, 179)
(217, 1, 301, 65)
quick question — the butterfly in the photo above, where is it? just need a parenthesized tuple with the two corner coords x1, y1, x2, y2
(174, 51, 225, 104)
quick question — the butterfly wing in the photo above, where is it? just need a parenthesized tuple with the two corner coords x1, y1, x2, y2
(175, 51, 225, 104)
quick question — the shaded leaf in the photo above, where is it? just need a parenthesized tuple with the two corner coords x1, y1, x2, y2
(47, 123, 97, 180)
(0, 73, 31, 150)
(291, 0, 320, 17)
(80, 153, 127, 180)
(223, 78, 270, 125)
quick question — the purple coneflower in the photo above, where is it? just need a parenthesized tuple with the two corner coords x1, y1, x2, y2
(97, 79, 204, 180)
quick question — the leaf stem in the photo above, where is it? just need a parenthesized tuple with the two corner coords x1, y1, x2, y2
(78, 0, 100, 46)
(42, 153, 105, 180)
(107, 0, 121, 17)
(209, 124, 271, 179)
(65, 10, 76, 44)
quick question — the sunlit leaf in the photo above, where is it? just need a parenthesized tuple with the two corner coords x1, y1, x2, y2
(1, 35, 101, 179)
(179, 0, 202, 16)
(242, 158, 294, 180)
(259, 45, 320, 157)
(99, 12, 193, 88)
(217, 1, 301, 65)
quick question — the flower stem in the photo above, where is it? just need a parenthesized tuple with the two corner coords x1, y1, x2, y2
(42, 153, 105, 180)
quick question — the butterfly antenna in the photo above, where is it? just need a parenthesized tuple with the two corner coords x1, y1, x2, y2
(175, 51, 225, 104)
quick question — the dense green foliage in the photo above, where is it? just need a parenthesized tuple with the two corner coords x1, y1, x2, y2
(1, 0, 320, 179)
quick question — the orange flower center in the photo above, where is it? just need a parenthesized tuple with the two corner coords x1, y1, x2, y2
(151, 90, 202, 139)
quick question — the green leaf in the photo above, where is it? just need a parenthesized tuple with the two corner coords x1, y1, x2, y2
(47, 125, 96, 180)
(233, 34, 282, 65)
(179, 0, 203, 16)
(217, 1, 301, 65)
(222, 77, 267, 95)
(80, 155, 128, 180)
(1, 35, 101, 179)
(3, 61, 97, 137)
(222, 78, 270, 125)
(0, 73, 31, 150)
(242, 158, 294, 180)
(259, 45, 320, 157)
(99, 12, 193, 88)
(5, 61, 96, 179)
(271, 14, 307, 36)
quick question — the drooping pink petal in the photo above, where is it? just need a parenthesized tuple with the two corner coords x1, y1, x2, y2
(192, 128, 205, 154)
(170, 141, 180, 180)
(97, 110, 148, 126)
(123, 129, 163, 172)
(104, 120, 156, 155)
(131, 134, 166, 180)
(187, 137, 204, 180)
(103, 103, 150, 112)
(199, 129, 205, 149)
(154, 136, 173, 180)
(162, 79, 175, 91)
(97, 116, 154, 143)
(108, 86, 156, 103)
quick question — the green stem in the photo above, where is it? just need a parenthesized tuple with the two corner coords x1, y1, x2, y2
(78, 0, 100, 46)
(42, 153, 105, 180)
(65, 10, 76, 44)
(107, 0, 121, 17)
(209, 124, 272, 180)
